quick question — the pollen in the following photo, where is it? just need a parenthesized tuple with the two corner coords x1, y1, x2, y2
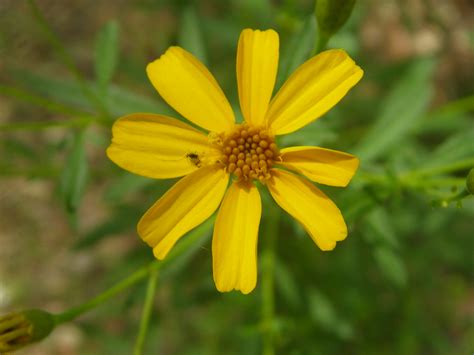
(220, 124, 279, 182)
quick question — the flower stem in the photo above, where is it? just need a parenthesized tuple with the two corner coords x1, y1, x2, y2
(261, 204, 280, 355)
(53, 262, 158, 325)
(53, 219, 213, 325)
(402, 158, 474, 179)
(313, 32, 330, 55)
(404, 177, 466, 188)
(133, 267, 159, 355)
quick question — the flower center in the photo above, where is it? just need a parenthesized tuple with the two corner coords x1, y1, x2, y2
(220, 124, 279, 182)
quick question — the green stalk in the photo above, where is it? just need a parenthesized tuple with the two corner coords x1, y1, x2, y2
(53, 262, 158, 324)
(261, 205, 280, 355)
(404, 177, 466, 188)
(53, 219, 213, 325)
(402, 158, 474, 179)
(313, 32, 330, 55)
(133, 267, 159, 355)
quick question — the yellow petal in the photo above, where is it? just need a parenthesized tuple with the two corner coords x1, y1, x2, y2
(107, 113, 221, 179)
(267, 169, 347, 251)
(138, 165, 229, 259)
(266, 49, 363, 135)
(212, 181, 261, 294)
(147, 46, 235, 133)
(279, 146, 359, 187)
(237, 29, 279, 127)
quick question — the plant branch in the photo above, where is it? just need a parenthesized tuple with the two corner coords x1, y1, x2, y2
(52, 220, 213, 325)
(133, 267, 159, 355)
(261, 204, 280, 355)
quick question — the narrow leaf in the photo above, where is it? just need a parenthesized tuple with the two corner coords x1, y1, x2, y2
(274, 260, 300, 309)
(60, 130, 89, 213)
(374, 247, 407, 287)
(11, 69, 172, 116)
(420, 127, 474, 170)
(178, 7, 207, 64)
(364, 207, 399, 249)
(308, 288, 354, 339)
(276, 16, 317, 89)
(95, 20, 119, 91)
(354, 58, 435, 163)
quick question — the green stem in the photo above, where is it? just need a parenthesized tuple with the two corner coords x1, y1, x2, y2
(402, 158, 474, 179)
(404, 177, 466, 188)
(133, 267, 159, 355)
(356, 172, 466, 189)
(53, 262, 159, 325)
(52, 218, 213, 325)
(440, 189, 470, 204)
(26, 0, 110, 118)
(313, 32, 330, 55)
(261, 205, 280, 355)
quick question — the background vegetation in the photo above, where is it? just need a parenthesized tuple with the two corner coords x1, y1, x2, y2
(0, 0, 473, 354)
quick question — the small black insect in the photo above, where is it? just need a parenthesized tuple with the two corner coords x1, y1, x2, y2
(186, 152, 202, 167)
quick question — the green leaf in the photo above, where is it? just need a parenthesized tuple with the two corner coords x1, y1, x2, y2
(419, 127, 474, 170)
(104, 173, 153, 202)
(416, 94, 474, 134)
(232, 0, 273, 25)
(178, 7, 207, 64)
(74, 205, 141, 250)
(95, 20, 120, 92)
(354, 58, 436, 163)
(279, 117, 336, 147)
(364, 207, 399, 249)
(307, 288, 354, 340)
(160, 218, 214, 278)
(105, 84, 173, 116)
(274, 260, 300, 309)
(373, 247, 407, 287)
(11, 70, 172, 116)
(2, 138, 38, 161)
(59, 129, 89, 213)
(277, 16, 317, 89)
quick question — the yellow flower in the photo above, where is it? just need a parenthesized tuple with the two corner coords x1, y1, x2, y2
(107, 29, 363, 294)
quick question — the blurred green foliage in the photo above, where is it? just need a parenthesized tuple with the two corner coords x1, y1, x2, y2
(0, 0, 473, 354)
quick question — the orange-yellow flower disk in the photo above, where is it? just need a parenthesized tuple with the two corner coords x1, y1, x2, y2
(220, 124, 279, 182)
(107, 28, 363, 294)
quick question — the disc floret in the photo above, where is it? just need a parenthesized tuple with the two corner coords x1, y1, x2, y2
(220, 124, 279, 182)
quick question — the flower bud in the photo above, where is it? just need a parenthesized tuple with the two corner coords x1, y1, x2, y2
(467, 168, 474, 195)
(0, 309, 55, 352)
(315, 0, 356, 39)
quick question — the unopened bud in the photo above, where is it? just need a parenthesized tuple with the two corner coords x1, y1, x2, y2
(315, 0, 356, 39)
(467, 168, 474, 195)
(0, 309, 55, 352)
